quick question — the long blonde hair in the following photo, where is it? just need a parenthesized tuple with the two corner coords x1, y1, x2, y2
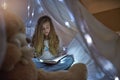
(32, 16, 59, 57)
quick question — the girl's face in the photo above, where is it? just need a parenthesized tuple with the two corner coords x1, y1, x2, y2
(42, 22, 51, 37)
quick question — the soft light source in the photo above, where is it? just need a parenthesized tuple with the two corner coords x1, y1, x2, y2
(1, 2, 7, 9)
(84, 34, 93, 45)
(115, 76, 119, 80)
(65, 21, 70, 28)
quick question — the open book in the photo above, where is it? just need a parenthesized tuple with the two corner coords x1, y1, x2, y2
(38, 54, 68, 64)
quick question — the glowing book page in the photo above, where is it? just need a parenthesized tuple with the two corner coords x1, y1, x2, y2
(39, 54, 67, 64)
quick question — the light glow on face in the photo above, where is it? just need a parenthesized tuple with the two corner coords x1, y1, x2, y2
(42, 22, 51, 37)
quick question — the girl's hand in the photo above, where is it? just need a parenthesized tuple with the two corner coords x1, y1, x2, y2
(58, 47, 67, 56)
(33, 50, 37, 58)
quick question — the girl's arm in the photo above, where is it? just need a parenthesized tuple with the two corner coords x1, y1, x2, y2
(58, 37, 68, 56)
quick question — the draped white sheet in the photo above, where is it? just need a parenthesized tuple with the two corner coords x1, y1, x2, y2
(38, 0, 120, 80)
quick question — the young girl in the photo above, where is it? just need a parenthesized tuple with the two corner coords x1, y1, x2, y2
(32, 15, 61, 59)
(32, 15, 74, 71)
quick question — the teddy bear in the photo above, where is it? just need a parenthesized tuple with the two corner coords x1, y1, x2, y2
(0, 9, 87, 80)
(38, 63, 87, 80)
(0, 9, 38, 80)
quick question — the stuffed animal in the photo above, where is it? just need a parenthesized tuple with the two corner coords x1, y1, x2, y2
(38, 63, 87, 80)
(0, 9, 38, 80)
(0, 9, 87, 80)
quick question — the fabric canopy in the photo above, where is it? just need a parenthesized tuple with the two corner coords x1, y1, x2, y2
(35, 0, 120, 79)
